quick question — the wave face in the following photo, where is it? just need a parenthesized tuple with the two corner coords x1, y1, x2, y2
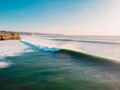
(21, 36, 120, 62)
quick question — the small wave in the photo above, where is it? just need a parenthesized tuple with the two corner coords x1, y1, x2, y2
(79, 40, 120, 45)
(0, 61, 11, 68)
(52, 38, 120, 45)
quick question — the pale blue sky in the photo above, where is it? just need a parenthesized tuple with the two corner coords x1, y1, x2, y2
(0, 0, 120, 35)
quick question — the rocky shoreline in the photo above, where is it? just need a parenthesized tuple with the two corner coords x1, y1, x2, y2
(0, 31, 20, 40)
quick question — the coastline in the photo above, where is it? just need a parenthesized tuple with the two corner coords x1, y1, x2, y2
(0, 31, 20, 40)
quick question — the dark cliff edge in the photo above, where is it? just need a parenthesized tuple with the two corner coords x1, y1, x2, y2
(0, 31, 20, 40)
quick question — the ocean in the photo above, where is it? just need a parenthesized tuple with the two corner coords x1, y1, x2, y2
(0, 35, 120, 90)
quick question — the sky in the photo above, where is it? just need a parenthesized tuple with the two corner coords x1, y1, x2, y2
(0, 0, 120, 35)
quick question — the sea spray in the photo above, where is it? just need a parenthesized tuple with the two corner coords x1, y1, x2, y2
(21, 36, 81, 52)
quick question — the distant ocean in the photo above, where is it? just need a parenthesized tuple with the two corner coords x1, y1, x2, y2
(0, 35, 120, 90)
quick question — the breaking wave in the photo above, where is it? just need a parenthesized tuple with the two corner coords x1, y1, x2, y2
(21, 37, 60, 51)
(21, 36, 120, 62)
(21, 36, 80, 52)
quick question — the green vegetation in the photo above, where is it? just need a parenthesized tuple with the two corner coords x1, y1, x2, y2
(0, 31, 20, 40)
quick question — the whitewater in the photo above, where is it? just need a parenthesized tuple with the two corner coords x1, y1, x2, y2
(0, 40, 33, 68)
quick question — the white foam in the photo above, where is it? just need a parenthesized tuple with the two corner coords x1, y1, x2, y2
(0, 40, 33, 59)
(21, 36, 60, 51)
(0, 61, 10, 68)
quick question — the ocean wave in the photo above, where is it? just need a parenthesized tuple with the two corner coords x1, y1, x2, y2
(52, 38, 120, 45)
(21, 36, 60, 52)
(21, 36, 81, 52)
(21, 36, 120, 62)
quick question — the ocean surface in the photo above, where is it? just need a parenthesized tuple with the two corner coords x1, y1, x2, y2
(0, 35, 120, 90)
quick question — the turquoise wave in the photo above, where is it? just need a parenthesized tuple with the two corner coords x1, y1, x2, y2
(21, 40, 118, 64)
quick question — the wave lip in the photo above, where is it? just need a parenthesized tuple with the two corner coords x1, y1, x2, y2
(21, 36, 60, 52)
(0, 61, 10, 69)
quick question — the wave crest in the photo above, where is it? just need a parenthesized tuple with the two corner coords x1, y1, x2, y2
(21, 36, 60, 52)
